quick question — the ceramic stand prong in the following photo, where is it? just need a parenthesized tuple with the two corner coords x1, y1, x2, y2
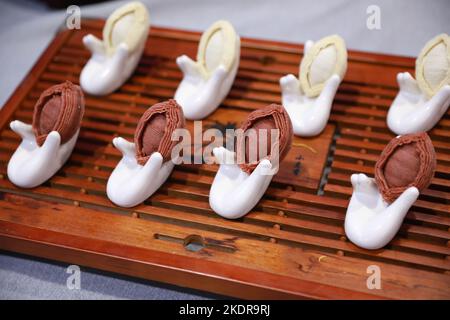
(10, 120, 35, 141)
(176, 55, 203, 79)
(83, 34, 105, 56)
(113, 136, 135, 158)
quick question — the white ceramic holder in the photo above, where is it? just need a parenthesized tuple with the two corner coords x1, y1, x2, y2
(387, 72, 450, 135)
(280, 41, 342, 137)
(106, 137, 175, 208)
(80, 2, 150, 96)
(7, 120, 78, 188)
(209, 147, 274, 219)
(344, 173, 419, 250)
(174, 20, 240, 120)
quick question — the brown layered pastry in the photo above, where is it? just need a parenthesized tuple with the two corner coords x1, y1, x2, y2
(134, 99, 185, 165)
(236, 104, 293, 174)
(375, 132, 436, 203)
(32, 81, 85, 146)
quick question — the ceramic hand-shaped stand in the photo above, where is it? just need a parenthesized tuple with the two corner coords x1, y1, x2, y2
(174, 20, 240, 120)
(209, 147, 274, 219)
(106, 137, 175, 208)
(387, 72, 450, 134)
(345, 132, 435, 250)
(280, 36, 347, 137)
(7, 121, 78, 188)
(344, 173, 419, 250)
(280, 71, 340, 137)
(387, 34, 450, 134)
(80, 2, 150, 96)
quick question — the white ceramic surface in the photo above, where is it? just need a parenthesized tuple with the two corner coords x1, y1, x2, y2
(387, 72, 450, 135)
(106, 137, 175, 208)
(280, 40, 342, 137)
(7, 120, 78, 188)
(344, 173, 419, 250)
(174, 22, 240, 120)
(209, 146, 274, 219)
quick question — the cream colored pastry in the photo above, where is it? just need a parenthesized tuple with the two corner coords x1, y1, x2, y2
(197, 20, 238, 78)
(103, 1, 150, 57)
(415, 33, 450, 98)
(299, 35, 347, 97)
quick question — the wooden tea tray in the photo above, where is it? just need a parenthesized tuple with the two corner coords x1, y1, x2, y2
(0, 19, 449, 299)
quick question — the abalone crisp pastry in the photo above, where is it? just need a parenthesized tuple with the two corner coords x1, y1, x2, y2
(415, 33, 450, 98)
(102, 1, 150, 57)
(299, 35, 347, 98)
(32, 81, 85, 146)
(134, 99, 185, 165)
(236, 104, 293, 174)
(196, 20, 238, 78)
(374, 132, 436, 203)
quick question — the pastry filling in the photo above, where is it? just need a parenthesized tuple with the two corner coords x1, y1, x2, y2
(383, 142, 420, 188)
(243, 116, 276, 165)
(39, 95, 62, 135)
(141, 113, 167, 157)
(308, 44, 337, 87)
(423, 41, 448, 89)
(111, 11, 136, 49)
(205, 29, 225, 72)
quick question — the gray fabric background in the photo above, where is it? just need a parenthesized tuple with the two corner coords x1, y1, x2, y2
(0, 0, 448, 299)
